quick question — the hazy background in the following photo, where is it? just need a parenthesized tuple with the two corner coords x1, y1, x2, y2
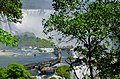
(0, 0, 76, 46)
(15, 0, 53, 37)
(21, 0, 53, 9)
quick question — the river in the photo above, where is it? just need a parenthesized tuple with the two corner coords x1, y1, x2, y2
(0, 50, 68, 67)
(0, 53, 57, 67)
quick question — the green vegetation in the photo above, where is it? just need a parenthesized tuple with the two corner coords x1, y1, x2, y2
(43, 0, 120, 79)
(56, 66, 70, 79)
(0, 68, 7, 79)
(17, 32, 55, 48)
(0, 28, 18, 46)
(0, 0, 22, 46)
(0, 32, 55, 50)
(0, 0, 22, 23)
(0, 63, 32, 79)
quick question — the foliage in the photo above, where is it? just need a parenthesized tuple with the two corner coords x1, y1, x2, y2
(43, 0, 120, 79)
(0, 0, 22, 46)
(0, 28, 18, 46)
(18, 32, 55, 48)
(0, 68, 7, 79)
(0, 0, 23, 23)
(115, 74, 120, 79)
(56, 66, 70, 79)
(0, 63, 32, 79)
(0, 32, 55, 49)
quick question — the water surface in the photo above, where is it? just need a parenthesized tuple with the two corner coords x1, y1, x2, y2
(0, 53, 56, 67)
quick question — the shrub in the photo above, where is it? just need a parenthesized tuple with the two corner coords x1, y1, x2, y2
(0, 63, 32, 79)
(56, 66, 70, 79)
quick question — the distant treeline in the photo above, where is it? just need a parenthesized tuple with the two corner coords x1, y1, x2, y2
(0, 32, 54, 50)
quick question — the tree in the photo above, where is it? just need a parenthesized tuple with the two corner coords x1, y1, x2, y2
(0, 63, 32, 79)
(0, 0, 22, 46)
(43, 0, 120, 78)
(6, 63, 32, 79)
(0, 0, 22, 23)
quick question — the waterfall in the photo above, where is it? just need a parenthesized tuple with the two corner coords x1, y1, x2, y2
(0, 9, 54, 38)
(15, 9, 54, 38)
(0, 13, 20, 35)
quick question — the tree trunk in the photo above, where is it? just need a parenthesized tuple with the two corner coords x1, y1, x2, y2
(88, 34, 94, 79)
(72, 66, 79, 79)
(89, 55, 94, 79)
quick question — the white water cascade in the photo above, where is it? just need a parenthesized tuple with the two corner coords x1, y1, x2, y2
(0, 14, 19, 35)
(0, 9, 54, 38)
(15, 9, 54, 38)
